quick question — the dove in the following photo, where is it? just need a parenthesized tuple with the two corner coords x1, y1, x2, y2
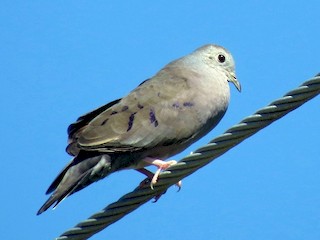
(37, 44, 241, 215)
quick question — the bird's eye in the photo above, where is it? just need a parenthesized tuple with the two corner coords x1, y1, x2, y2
(218, 54, 226, 63)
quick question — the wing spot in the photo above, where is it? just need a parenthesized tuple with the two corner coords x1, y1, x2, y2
(183, 102, 194, 107)
(137, 103, 144, 109)
(101, 118, 109, 126)
(110, 111, 118, 115)
(172, 102, 180, 108)
(149, 109, 159, 127)
(122, 106, 129, 112)
(127, 112, 137, 132)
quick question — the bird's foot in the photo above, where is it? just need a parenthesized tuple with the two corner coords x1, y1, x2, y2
(140, 157, 182, 190)
(137, 165, 181, 202)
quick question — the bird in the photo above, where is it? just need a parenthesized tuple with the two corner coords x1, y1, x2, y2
(37, 44, 241, 215)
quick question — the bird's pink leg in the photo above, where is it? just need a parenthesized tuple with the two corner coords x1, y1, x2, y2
(141, 157, 182, 190)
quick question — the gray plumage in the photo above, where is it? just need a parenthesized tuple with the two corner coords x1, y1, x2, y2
(37, 44, 241, 215)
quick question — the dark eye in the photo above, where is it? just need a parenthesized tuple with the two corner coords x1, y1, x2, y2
(218, 54, 226, 63)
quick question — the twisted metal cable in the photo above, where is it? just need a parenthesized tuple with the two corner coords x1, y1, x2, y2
(57, 74, 320, 240)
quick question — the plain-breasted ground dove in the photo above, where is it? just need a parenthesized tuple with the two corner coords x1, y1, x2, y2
(37, 44, 241, 215)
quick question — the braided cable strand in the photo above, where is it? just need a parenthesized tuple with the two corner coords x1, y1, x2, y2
(57, 74, 320, 240)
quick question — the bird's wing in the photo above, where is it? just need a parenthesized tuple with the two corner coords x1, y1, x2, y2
(66, 98, 121, 155)
(68, 68, 205, 155)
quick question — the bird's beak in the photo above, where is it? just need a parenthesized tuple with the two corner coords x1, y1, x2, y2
(228, 73, 241, 92)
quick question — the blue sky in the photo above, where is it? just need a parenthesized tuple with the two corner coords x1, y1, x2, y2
(1, 1, 319, 239)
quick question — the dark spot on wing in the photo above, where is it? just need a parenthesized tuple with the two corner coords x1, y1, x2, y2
(149, 109, 159, 127)
(127, 112, 137, 132)
(122, 106, 129, 112)
(110, 111, 118, 115)
(172, 102, 194, 109)
(137, 103, 144, 109)
(181, 77, 188, 83)
(101, 118, 109, 126)
(157, 92, 161, 97)
(172, 102, 180, 108)
(183, 102, 194, 107)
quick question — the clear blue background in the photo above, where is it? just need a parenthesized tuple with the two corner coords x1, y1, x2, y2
(1, 1, 319, 239)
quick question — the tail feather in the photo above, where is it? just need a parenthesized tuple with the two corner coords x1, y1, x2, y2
(45, 161, 74, 195)
(37, 171, 92, 215)
(37, 192, 67, 215)
(37, 153, 112, 215)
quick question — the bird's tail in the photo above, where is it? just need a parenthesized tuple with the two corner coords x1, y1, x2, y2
(37, 153, 112, 215)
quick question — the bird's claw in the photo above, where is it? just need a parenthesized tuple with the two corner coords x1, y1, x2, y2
(137, 158, 182, 202)
(149, 160, 178, 189)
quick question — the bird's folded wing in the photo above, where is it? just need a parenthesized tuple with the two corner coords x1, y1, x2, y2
(67, 73, 202, 155)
